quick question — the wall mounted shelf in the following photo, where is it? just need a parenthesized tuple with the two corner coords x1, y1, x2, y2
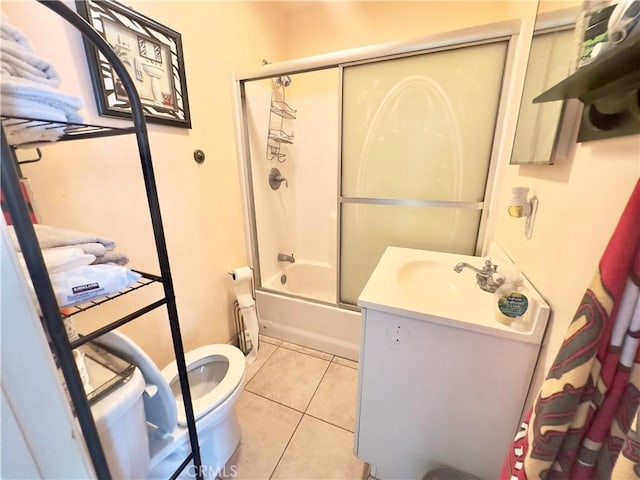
(533, 35, 640, 142)
(534, 35, 640, 103)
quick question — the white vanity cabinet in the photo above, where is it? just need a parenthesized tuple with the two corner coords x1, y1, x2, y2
(353, 246, 549, 479)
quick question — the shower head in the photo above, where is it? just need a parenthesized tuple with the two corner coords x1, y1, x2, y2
(262, 58, 292, 87)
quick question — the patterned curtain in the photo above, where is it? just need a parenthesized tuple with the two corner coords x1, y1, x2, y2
(502, 178, 640, 479)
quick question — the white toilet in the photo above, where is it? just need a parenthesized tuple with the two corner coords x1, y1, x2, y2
(89, 330, 247, 479)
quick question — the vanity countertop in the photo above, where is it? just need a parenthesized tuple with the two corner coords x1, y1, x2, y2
(357, 244, 550, 344)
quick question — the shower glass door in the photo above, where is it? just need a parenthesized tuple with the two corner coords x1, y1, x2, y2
(243, 69, 341, 304)
(340, 40, 509, 305)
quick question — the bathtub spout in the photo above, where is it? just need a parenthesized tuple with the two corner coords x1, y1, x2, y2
(278, 253, 295, 263)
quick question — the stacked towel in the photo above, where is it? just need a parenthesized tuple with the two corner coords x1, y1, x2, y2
(0, 12, 83, 145)
(0, 12, 35, 49)
(9, 224, 129, 266)
(24, 246, 96, 274)
(1, 40, 60, 86)
(10, 223, 139, 311)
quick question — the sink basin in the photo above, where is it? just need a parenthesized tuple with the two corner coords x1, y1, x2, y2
(396, 260, 466, 299)
(395, 256, 494, 324)
(358, 244, 550, 344)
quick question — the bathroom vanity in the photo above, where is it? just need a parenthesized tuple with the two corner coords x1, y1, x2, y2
(354, 245, 549, 479)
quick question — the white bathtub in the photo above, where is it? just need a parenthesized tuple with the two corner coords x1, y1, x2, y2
(258, 262, 361, 360)
(264, 261, 335, 303)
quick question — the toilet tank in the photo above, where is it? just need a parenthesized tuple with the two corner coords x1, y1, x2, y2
(90, 366, 150, 478)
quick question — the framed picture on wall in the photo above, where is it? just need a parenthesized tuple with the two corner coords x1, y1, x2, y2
(76, 0, 192, 128)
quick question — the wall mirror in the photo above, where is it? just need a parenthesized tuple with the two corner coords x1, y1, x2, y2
(510, 5, 582, 165)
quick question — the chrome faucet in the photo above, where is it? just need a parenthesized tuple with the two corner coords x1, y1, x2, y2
(269, 168, 288, 190)
(454, 259, 504, 293)
(278, 253, 295, 263)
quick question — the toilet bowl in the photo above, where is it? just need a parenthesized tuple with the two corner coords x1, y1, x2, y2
(91, 330, 246, 479)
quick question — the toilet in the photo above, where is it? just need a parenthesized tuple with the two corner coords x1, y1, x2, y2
(89, 330, 246, 479)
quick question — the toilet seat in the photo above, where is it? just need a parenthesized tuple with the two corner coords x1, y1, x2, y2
(96, 331, 246, 433)
(92, 331, 247, 478)
(161, 344, 246, 427)
(95, 330, 177, 434)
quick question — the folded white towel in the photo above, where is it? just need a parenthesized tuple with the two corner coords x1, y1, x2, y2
(0, 77, 82, 118)
(0, 12, 82, 145)
(1, 40, 60, 87)
(43, 248, 96, 273)
(0, 12, 60, 88)
(65, 242, 109, 257)
(9, 224, 116, 253)
(1, 79, 83, 145)
(1, 96, 71, 144)
(0, 12, 32, 49)
(18, 246, 96, 274)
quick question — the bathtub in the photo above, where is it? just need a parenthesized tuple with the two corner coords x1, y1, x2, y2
(257, 261, 361, 361)
(264, 261, 336, 303)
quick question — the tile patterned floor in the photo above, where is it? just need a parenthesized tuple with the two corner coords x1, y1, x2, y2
(222, 335, 367, 480)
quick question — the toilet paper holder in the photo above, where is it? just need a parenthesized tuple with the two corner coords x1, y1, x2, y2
(227, 266, 259, 362)
(228, 266, 256, 301)
(227, 266, 254, 281)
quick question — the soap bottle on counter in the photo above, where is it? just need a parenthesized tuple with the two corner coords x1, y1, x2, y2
(495, 273, 530, 331)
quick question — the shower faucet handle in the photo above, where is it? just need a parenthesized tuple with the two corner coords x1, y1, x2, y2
(269, 167, 288, 190)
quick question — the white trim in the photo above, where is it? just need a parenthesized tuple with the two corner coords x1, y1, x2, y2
(0, 219, 95, 479)
(231, 73, 256, 267)
(481, 15, 538, 255)
(1, 386, 42, 479)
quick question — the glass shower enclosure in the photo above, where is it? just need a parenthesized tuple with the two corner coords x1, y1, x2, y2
(236, 28, 513, 311)
(242, 68, 341, 305)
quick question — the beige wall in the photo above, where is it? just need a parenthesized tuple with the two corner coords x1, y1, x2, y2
(496, 137, 640, 383)
(2, 1, 287, 367)
(283, 1, 535, 58)
(4, 0, 639, 399)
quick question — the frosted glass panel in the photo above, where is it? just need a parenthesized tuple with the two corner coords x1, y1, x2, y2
(340, 204, 481, 305)
(340, 41, 508, 305)
(342, 41, 508, 201)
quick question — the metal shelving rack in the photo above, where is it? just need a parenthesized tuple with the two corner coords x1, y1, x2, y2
(0, 2, 202, 478)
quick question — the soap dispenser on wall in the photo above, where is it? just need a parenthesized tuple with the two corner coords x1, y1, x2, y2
(508, 187, 538, 239)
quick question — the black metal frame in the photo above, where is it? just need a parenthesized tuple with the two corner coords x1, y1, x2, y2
(1, 115, 137, 147)
(0, 1, 202, 478)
